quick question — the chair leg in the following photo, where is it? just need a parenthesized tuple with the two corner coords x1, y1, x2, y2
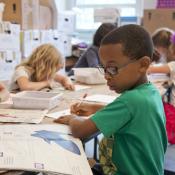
(164, 170, 175, 175)
(94, 136, 99, 161)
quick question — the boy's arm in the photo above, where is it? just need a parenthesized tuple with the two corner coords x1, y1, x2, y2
(17, 77, 50, 91)
(71, 102, 105, 116)
(70, 117, 99, 139)
(54, 115, 99, 139)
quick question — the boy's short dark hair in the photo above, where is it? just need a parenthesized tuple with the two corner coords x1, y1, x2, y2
(101, 24, 154, 61)
(93, 23, 118, 47)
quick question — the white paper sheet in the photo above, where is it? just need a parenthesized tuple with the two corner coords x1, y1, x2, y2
(0, 124, 92, 175)
(84, 94, 119, 104)
(74, 84, 91, 91)
(46, 109, 71, 119)
(0, 109, 46, 124)
(43, 84, 91, 92)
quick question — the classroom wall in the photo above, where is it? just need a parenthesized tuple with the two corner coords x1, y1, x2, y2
(54, 0, 66, 11)
(64, 0, 157, 12)
(62, 0, 158, 43)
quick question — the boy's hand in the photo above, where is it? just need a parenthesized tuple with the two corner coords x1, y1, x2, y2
(71, 102, 97, 116)
(54, 115, 76, 125)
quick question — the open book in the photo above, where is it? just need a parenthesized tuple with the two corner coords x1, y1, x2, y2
(0, 124, 92, 175)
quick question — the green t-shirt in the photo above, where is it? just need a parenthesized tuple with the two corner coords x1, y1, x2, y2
(91, 83, 167, 175)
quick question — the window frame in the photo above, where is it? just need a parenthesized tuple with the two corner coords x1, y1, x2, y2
(73, 0, 143, 32)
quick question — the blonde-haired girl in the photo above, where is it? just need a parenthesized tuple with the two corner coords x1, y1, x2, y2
(9, 44, 75, 91)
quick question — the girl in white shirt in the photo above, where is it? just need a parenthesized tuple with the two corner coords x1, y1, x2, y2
(148, 28, 175, 106)
(9, 44, 75, 92)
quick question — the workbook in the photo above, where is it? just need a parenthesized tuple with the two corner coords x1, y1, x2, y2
(0, 124, 92, 175)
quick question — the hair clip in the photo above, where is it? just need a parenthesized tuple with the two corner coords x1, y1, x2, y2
(171, 33, 175, 44)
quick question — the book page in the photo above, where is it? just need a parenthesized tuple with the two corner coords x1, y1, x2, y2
(0, 124, 92, 175)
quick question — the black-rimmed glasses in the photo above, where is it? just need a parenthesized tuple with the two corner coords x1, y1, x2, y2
(97, 59, 138, 77)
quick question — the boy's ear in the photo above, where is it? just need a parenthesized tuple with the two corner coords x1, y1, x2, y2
(139, 56, 151, 73)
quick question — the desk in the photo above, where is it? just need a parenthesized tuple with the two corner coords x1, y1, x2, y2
(43, 84, 115, 162)
(0, 83, 116, 175)
(43, 83, 116, 124)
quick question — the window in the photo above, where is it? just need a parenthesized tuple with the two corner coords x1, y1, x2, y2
(76, 0, 136, 5)
(73, 0, 143, 31)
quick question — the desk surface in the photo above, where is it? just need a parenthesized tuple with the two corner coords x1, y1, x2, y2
(0, 81, 167, 175)
(0, 83, 116, 175)
(43, 83, 116, 124)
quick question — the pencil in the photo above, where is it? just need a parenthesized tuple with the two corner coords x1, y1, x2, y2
(77, 93, 88, 107)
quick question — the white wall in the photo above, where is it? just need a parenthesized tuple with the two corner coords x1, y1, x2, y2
(54, 0, 66, 11)
(144, 0, 157, 9)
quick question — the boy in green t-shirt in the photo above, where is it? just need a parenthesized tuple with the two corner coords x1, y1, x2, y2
(55, 24, 167, 175)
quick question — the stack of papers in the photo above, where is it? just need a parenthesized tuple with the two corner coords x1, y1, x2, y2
(0, 109, 46, 124)
(0, 124, 92, 175)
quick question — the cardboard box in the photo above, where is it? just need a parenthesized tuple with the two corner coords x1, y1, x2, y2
(0, 50, 21, 81)
(1, 22, 20, 35)
(39, 5, 53, 29)
(143, 9, 175, 34)
(62, 34, 72, 57)
(57, 11, 75, 34)
(0, 34, 20, 51)
(0, 0, 39, 30)
(21, 30, 40, 58)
